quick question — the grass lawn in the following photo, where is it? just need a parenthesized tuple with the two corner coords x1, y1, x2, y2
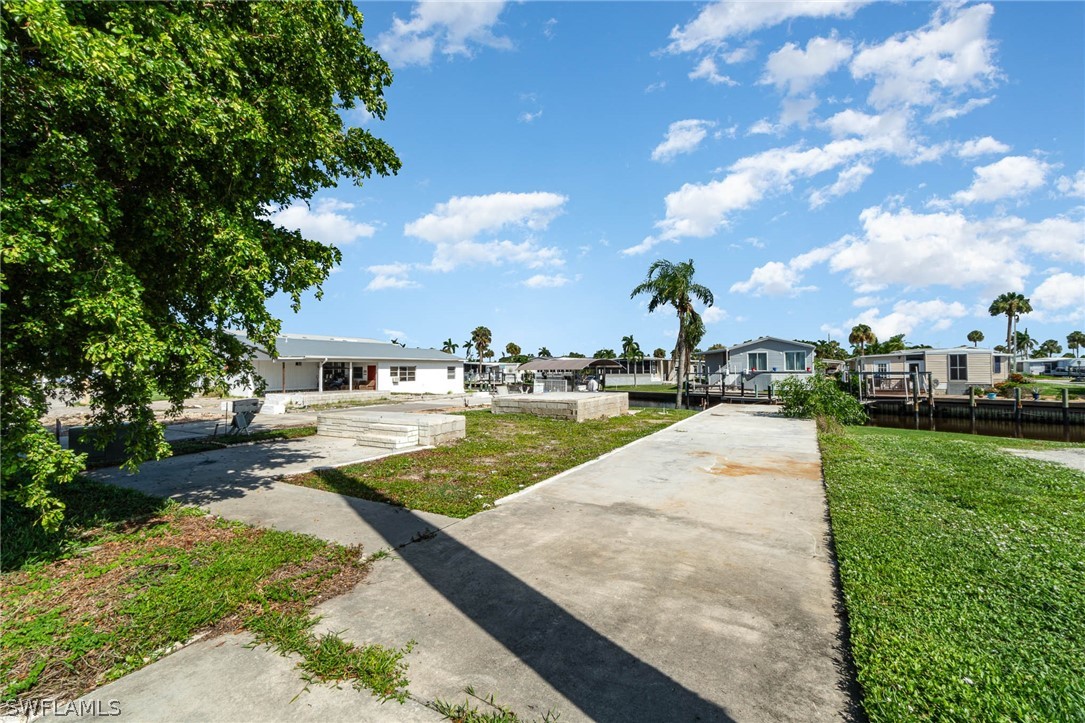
(604, 384, 677, 393)
(820, 426, 1085, 721)
(285, 409, 696, 517)
(1021, 380, 1085, 400)
(1, 480, 410, 708)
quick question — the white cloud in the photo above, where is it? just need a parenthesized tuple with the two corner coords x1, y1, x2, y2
(645, 80, 667, 93)
(927, 96, 993, 123)
(723, 44, 757, 64)
(1056, 170, 1085, 198)
(1031, 272, 1085, 320)
(956, 136, 1010, 158)
(523, 273, 571, 288)
(850, 3, 998, 110)
(383, 329, 407, 340)
(366, 263, 419, 291)
(519, 110, 543, 123)
(688, 57, 737, 86)
(667, 1, 870, 54)
(701, 306, 726, 324)
(762, 35, 853, 95)
(269, 200, 376, 246)
(847, 299, 969, 339)
(651, 119, 716, 162)
(377, 1, 512, 67)
(824, 204, 1028, 288)
(950, 156, 1052, 205)
(405, 192, 567, 243)
(730, 261, 815, 296)
(543, 17, 557, 39)
(747, 118, 782, 135)
(779, 96, 820, 128)
(809, 163, 874, 208)
(852, 295, 883, 308)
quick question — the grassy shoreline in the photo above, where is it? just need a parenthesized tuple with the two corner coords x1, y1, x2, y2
(821, 426, 1085, 721)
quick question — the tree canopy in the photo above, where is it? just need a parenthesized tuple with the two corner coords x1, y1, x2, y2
(1, 1, 400, 527)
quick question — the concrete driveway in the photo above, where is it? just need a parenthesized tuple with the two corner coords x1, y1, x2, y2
(71, 406, 855, 722)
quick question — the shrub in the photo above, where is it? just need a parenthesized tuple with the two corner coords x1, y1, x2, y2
(774, 372, 867, 426)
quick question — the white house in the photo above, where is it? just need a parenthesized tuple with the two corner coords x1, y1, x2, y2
(230, 333, 464, 397)
(850, 347, 1010, 395)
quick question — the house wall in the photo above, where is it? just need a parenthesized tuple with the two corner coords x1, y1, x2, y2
(375, 360, 463, 395)
(240, 360, 319, 394)
(726, 339, 814, 373)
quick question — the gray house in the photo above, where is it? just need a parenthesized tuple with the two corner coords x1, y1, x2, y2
(703, 337, 815, 393)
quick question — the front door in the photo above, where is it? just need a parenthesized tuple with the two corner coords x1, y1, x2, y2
(908, 362, 924, 392)
(367, 365, 377, 389)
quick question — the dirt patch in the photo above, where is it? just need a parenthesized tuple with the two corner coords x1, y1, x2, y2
(708, 457, 823, 481)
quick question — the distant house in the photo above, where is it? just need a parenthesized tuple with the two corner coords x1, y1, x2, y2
(1019, 356, 1078, 376)
(230, 333, 463, 397)
(517, 357, 624, 391)
(703, 337, 815, 393)
(849, 348, 1010, 395)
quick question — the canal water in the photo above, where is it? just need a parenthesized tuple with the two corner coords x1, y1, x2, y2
(865, 413, 1084, 443)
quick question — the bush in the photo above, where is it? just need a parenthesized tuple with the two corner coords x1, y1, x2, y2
(775, 372, 867, 426)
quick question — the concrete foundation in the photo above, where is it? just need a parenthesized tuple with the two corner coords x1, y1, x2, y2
(491, 392, 629, 422)
(318, 410, 465, 447)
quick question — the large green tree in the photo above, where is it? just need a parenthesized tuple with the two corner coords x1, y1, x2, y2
(470, 326, 492, 367)
(631, 259, 714, 409)
(988, 292, 1032, 367)
(1, 1, 400, 528)
(621, 334, 644, 386)
(1036, 339, 1062, 358)
(848, 325, 877, 356)
(967, 330, 985, 347)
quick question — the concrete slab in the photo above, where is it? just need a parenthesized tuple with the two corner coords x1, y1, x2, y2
(492, 392, 628, 421)
(88, 436, 459, 552)
(1006, 446, 1085, 471)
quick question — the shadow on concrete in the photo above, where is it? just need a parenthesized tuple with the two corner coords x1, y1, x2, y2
(315, 473, 737, 723)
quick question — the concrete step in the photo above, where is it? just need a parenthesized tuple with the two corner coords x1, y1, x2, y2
(353, 431, 419, 450)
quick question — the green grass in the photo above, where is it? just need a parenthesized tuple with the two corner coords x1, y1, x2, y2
(1020, 380, 1085, 400)
(820, 426, 1085, 721)
(286, 409, 696, 517)
(604, 384, 677, 393)
(1, 479, 408, 706)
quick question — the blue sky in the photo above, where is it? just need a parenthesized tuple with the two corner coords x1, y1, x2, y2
(267, 1, 1084, 357)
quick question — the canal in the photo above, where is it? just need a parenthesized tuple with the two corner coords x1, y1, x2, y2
(865, 413, 1085, 443)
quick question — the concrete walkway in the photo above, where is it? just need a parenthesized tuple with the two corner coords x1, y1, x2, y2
(72, 406, 855, 722)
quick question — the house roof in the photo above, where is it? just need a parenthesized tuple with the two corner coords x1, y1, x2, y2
(727, 336, 815, 353)
(517, 357, 624, 372)
(239, 333, 462, 363)
(855, 347, 1008, 361)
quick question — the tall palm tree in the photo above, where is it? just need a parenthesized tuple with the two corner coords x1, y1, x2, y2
(1067, 330, 1085, 358)
(441, 338, 458, 354)
(1015, 329, 1036, 359)
(621, 334, 643, 386)
(462, 340, 474, 362)
(1037, 339, 1062, 358)
(537, 346, 551, 358)
(505, 342, 521, 359)
(988, 292, 1032, 369)
(471, 326, 492, 380)
(848, 324, 877, 356)
(848, 324, 876, 400)
(966, 330, 984, 347)
(630, 258, 714, 409)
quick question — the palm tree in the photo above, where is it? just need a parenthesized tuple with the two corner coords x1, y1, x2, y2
(652, 347, 666, 358)
(441, 338, 458, 354)
(631, 258, 715, 409)
(966, 330, 984, 347)
(505, 342, 521, 359)
(1067, 331, 1085, 358)
(462, 340, 474, 362)
(848, 324, 876, 356)
(594, 349, 617, 359)
(1037, 339, 1062, 358)
(537, 346, 551, 358)
(621, 334, 644, 386)
(1015, 329, 1036, 359)
(988, 292, 1032, 369)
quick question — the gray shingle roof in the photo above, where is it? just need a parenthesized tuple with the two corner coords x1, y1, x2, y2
(240, 334, 461, 362)
(517, 358, 624, 372)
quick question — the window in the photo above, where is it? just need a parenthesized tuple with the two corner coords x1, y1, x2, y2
(390, 366, 416, 384)
(949, 354, 967, 381)
(447, 366, 456, 380)
(785, 351, 806, 371)
(994, 356, 1001, 373)
(875, 363, 889, 380)
(748, 352, 767, 371)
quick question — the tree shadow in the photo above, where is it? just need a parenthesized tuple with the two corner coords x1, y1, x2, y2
(315, 472, 737, 722)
